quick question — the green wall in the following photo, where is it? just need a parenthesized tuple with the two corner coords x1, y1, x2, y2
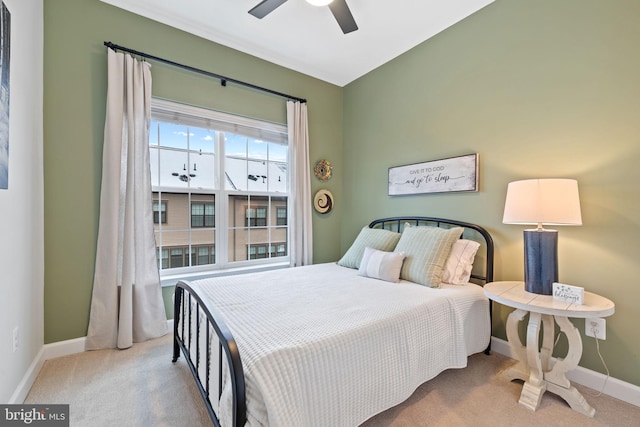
(45, 0, 640, 388)
(344, 0, 640, 386)
(44, 0, 343, 342)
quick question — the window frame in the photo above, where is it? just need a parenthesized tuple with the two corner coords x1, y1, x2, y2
(150, 98, 290, 279)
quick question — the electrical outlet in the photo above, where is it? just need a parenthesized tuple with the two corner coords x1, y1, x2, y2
(12, 326, 19, 352)
(585, 318, 606, 340)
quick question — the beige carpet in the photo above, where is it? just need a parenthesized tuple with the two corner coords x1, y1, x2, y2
(25, 334, 638, 426)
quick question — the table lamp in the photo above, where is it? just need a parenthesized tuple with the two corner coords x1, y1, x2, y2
(503, 179, 582, 295)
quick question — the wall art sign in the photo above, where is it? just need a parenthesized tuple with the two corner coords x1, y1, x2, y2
(388, 153, 478, 196)
(0, 1, 10, 190)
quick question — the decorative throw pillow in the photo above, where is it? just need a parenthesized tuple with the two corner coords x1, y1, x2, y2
(337, 227, 401, 269)
(394, 225, 463, 287)
(358, 247, 406, 283)
(442, 239, 481, 285)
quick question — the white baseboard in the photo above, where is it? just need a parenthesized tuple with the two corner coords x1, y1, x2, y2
(43, 337, 87, 361)
(8, 347, 46, 404)
(491, 336, 640, 407)
(10, 319, 175, 404)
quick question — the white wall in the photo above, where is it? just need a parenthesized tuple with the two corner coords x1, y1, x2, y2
(0, 0, 43, 403)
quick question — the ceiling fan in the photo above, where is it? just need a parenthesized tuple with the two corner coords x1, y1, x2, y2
(249, 0, 359, 34)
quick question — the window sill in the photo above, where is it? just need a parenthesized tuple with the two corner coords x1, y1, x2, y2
(160, 261, 291, 287)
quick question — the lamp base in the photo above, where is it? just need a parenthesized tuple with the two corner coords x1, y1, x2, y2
(523, 229, 558, 295)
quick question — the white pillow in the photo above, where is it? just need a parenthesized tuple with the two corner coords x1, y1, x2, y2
(358, 247, 406, 283)
(442, 239, 481, 285)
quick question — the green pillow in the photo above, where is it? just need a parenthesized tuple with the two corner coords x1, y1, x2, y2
(395, 225, 463, 287)
(338, 227, 401, 269)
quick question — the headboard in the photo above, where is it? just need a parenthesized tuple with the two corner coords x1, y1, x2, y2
(368, 216, 494, 285)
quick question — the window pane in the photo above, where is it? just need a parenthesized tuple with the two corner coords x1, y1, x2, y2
(225, 134, 248, 191)
(186, 126, 216, 190)
(157, 248, 169, 269)
(247, 137, 267, 162)
(152, 100, 289, 272)
(247, 159, 269, 192)
(192, 204, 204, 215)
(276, 206, 287, 226)
(229, 228, 249, 262)
(153, 193, 188, 233)
(192, 215, 204, 227)
(188, 151, 216, 190)
(191, 228, 214, 263)
(170, 248, 184, 268)
(158, 147, 189, 189)
(158, 122, 189, 150)
(268, 160, 287, 193)
(197, 247, 209, 265)
(257, 245, 267, 259)
(150, 145, 160, 187)
(229, 195, 247, 228)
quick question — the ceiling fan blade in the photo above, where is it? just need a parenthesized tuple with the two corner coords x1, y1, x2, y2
(328, 0, 358, 34)
(249, 0, 288, 19)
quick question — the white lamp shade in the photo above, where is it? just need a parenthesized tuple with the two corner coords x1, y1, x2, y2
(503, 179, 582, 226)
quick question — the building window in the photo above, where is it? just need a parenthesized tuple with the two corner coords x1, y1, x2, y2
(170, 248, 184, 268)
(192, 202, 215, 228)
(153, 201, 167, 224)
(157, 245, 216, 270)
(276, 207, 287, 226)
(246, 207, 267, 227)
(158, 248, 169, 269)
(270, 243, 286, 257)
(248, 243, 284, 260)
(150, 99, 289, 273)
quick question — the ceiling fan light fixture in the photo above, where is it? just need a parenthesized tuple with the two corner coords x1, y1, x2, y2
(306, 0, 334, 6)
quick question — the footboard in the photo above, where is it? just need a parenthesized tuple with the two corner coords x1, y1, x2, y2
(172, 281, 246, 427)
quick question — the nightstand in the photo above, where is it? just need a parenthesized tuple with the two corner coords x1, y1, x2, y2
(484, 281, 615, 417)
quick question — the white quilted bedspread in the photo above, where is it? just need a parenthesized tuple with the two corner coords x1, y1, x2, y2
(189, 263, 490, 427)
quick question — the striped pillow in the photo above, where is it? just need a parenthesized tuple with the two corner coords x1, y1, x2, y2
(442, 239, 481, 284)
(338, 227, 401, 269)
(395, 225, 463, 287)
(358, 247, 406, 283)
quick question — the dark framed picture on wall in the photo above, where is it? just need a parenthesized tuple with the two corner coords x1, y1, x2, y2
(388, 153, 479, 196)
(0, 1, 10, 190)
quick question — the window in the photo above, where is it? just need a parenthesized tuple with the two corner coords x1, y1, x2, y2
(246, 207, 267, 227)
(276, 207, 287, 226)
(158, 245, 215, 269)
(153, 200, 167, 224)
(150, 99, 289, 274)
(192, 202, 215, 228)
(248, 243, 286, 260)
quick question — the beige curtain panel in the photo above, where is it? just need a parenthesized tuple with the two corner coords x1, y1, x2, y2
(86, 49, 168, 350)
(288, 101, 313, 266)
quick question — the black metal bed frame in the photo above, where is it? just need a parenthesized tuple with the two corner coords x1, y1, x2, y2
(172, 216, 494, 427)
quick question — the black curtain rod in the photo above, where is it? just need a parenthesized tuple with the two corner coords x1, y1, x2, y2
(104, 41, 307, 104)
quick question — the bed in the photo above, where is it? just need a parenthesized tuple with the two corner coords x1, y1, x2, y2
(172, 217, 494, 427)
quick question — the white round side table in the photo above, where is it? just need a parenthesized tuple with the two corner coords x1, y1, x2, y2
(484, 281, 615, 417)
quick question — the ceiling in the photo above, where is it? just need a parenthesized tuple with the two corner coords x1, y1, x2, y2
(100, 0, 494, 87)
